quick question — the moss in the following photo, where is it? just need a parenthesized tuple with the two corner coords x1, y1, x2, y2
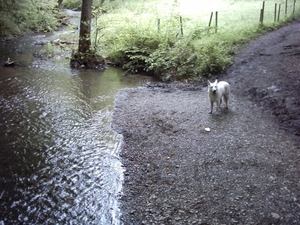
(70, 51, 105, 70)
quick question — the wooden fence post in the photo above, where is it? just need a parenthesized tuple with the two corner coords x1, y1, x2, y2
(157, 19, 160, 32)
(215, 11, 218, 33)
(293, 0, 296, 18)
(274, 3, 277, 22)
(180, 16, 183, 35)
(260, 1, 265, 24)
(208, 12, 213, 33)
(285, 0, 288, 18)
(277, 4, 281, 21)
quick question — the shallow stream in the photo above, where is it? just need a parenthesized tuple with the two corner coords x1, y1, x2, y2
(0, 18, 154, 224)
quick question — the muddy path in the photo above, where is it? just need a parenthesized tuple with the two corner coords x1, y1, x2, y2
(112, 20, 300, 224)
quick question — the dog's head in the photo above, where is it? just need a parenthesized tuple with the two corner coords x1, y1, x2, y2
(208, 79, 218, 94)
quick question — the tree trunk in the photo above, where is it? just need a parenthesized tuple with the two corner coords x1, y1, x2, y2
(100, 0, 105, 7)
(57, 0, 63, 7)
(78, 0, 93, 54)
(71, 0, 105, 69)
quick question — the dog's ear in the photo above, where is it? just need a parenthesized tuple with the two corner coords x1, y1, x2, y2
(215, 79, 218, 84)
(207, 80, 211, 85)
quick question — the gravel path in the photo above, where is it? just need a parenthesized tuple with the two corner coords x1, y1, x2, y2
(112, 20, 300, 225)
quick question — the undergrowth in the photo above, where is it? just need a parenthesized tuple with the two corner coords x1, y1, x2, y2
(3, 0, 298, 81)
(91, 0, 300, 81)
(0, 0, 62, 36)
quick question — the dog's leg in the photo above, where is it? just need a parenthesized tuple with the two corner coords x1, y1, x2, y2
(216, 99, 221, 112)
(224, 95, 229, 109)
(209, 101, 213, 114)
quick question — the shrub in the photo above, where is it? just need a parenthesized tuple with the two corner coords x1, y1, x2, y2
(101, 23, 173, 73)
(146, 37, 232, 81)
(146, 40, 198, 80)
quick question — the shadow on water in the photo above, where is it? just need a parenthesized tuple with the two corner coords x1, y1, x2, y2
(0, 31, 156, 224)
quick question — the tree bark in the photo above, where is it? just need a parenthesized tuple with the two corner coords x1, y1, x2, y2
(78, 0, 93, 54)
(71, 0, 105, 69)
(57, 0, 63, 7)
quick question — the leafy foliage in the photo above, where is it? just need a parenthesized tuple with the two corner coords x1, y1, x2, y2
(145, 35, 232, 81)
(98, 14, 232, 81)
(91, 0, 300, 81)
(61, 0, 82, 9)
(3, 0, 298, 81)
(65, 0, 298, 80)
(0, 0, 60, 36)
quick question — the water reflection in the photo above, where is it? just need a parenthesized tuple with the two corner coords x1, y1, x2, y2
(0, 61, 153, 224)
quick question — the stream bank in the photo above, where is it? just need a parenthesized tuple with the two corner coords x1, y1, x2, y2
(112, 20, 300, 224)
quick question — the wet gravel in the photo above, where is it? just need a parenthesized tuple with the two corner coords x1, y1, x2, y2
(112, 20, 300, 225)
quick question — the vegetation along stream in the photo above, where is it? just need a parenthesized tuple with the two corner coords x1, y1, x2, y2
(1, 1, 300, 224)
(0, 26, 154, 224)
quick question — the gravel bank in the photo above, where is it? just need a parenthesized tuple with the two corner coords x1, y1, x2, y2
(112, 20, 300, 225)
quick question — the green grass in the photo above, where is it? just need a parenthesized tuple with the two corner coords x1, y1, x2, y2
(92, 0, 300, 81)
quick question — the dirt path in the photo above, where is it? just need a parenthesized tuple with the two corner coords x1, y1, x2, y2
(112, 20, 300, 225)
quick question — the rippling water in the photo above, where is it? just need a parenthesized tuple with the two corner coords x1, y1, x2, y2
(0, 39, 153, 223)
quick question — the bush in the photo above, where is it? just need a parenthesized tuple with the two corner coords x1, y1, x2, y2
(101, 24, 172, 73)
(146, 40, 198, 80)
(100, 18, 232, 81)
(197, 43, 232, 77)
(146, 37, 232, 81)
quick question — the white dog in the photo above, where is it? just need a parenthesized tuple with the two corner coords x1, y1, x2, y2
(207, 79, 230, 114)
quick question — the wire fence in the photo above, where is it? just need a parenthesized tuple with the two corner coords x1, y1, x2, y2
(156, 0, 299, 35)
